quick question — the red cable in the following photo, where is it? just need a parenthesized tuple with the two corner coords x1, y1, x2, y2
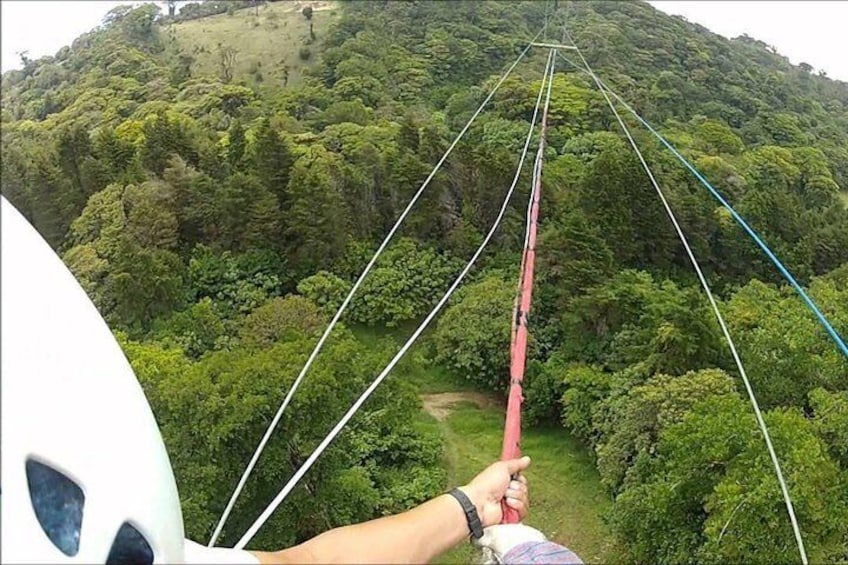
(501, 128, 547, 523)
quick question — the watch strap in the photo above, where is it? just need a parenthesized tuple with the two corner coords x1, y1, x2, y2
(448, 488, 484, 539)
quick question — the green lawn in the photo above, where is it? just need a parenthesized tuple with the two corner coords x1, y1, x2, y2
(163, 1, 338, 88)
(351, 324, 480, 394)
(427, 404, 618, 564)
(839, 191, 848, 209)
(349, 324, 619, 562)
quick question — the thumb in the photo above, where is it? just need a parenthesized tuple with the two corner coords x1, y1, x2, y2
(505, 455, 531, 476)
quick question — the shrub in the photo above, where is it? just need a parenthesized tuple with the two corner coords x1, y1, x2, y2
(433, 275, 513, 390)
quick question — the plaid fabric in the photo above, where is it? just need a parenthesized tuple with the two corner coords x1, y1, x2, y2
(502, 541, 584, 564)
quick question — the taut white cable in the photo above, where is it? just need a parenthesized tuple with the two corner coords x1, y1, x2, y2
(208, 26, 546, 546)
(234, 50, 554, 550)
(563, 35, 808, 565)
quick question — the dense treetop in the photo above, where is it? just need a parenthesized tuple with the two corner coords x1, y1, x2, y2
(2, 1, 846, 560)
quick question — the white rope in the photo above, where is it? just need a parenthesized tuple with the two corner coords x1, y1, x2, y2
(233, 51, 554, 550)
(513, 51, 554, 331)
(562, 37, 809, 565)
(208, 26, 546, 547)
(520, 52, 554, 269)
(511, 51, 553, 354)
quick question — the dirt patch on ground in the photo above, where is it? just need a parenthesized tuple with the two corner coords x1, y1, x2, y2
(421, 392, 500, 421)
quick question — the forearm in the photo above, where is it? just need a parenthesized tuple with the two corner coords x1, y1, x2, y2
(253, 493, 472, 564)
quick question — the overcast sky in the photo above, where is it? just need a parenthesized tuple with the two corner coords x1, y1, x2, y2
(647, 1, 848, 82)
(1, 1, 847, 82)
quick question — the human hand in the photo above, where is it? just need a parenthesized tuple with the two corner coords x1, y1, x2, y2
(458, 456, 530, 528)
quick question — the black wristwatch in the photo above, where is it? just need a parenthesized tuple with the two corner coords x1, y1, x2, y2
(448, 488, 484, 540)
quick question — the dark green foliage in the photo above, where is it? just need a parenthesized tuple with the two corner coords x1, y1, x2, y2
(433, 275, 515, 390)
(4, 1, 848, 559)
(810, 388, 848, 468)
(284, 146, 350, 274)
(250, 118, 294, 209)
(238, 295, 327, 348)
(140, 111, 198, 175)
(559, 270, 724, 375)
(522, 358, 569, 426)
(187, 244, 286, 316)
(150, 297, 228, 359)
(121, 328, 445, 549)
(577, 148, 676, 270)
(297, 238, 462, 327)
(612, 397, 848, 564)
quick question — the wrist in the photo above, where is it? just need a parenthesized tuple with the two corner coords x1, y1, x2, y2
(458, 485, 488, 527)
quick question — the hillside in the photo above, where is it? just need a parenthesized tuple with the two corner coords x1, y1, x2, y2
(2, 1, 847, 562)
(163, 1, 337, 88)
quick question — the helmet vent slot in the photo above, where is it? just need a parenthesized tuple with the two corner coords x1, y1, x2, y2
(25, 458, 85, 557)
(106, 522, 154, 565)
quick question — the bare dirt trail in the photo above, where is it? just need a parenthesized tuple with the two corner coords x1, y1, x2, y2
(421, 392, 500, 421)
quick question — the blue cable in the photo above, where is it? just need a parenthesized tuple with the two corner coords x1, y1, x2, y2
(607, 89, 848, 358)
(555, 50, 847, 357)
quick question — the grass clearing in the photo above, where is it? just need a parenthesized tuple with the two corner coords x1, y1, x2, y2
(840, 191, 848, 209)
(348, 326, 619, 562)
(351, 324, 480, 394)
(164, 1, 337, 88)
(430, 404, 618, 564)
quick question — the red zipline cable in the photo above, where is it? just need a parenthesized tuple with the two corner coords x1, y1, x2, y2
(500, 54, 553, 524)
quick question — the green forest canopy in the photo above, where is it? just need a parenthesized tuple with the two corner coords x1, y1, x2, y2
(2, 1, 847, 561)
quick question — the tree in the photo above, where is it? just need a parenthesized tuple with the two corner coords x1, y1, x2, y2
(809, 388, 848, 468)
(123, 180, 179, 250)
(250, 118, 293, 210)
(16, 50, 31, 70)
(140, 111, 197, 175)
(284, 147, 351, 274)
(226, 119, 247, 172)
(348, 239, 460, 327)
(577, 148, 676, 270)
(187, 245, 285, 317)
(217, 43, 238, 83)
(594, 369, 737, 493)
(698, 409, 848, 563)
(110, 241, 187, 330)
(433, 275, 514, 390)
(536, 207, 615, 312)
(302, 5, 313, 20)
(612, 394, 848, 563)
(694, 118, 745, 155)
(724, 277, 848, 409)
(152, 297, 227, 359)
(218, 172, 280, 252)
(296, 271, 351, 315)
(559, 270, 723, 375)
(122, 329, 444, 548)
(238, 295, 327, 349)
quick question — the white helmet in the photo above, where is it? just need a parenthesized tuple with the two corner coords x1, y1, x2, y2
(1, 196, 186, 563)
